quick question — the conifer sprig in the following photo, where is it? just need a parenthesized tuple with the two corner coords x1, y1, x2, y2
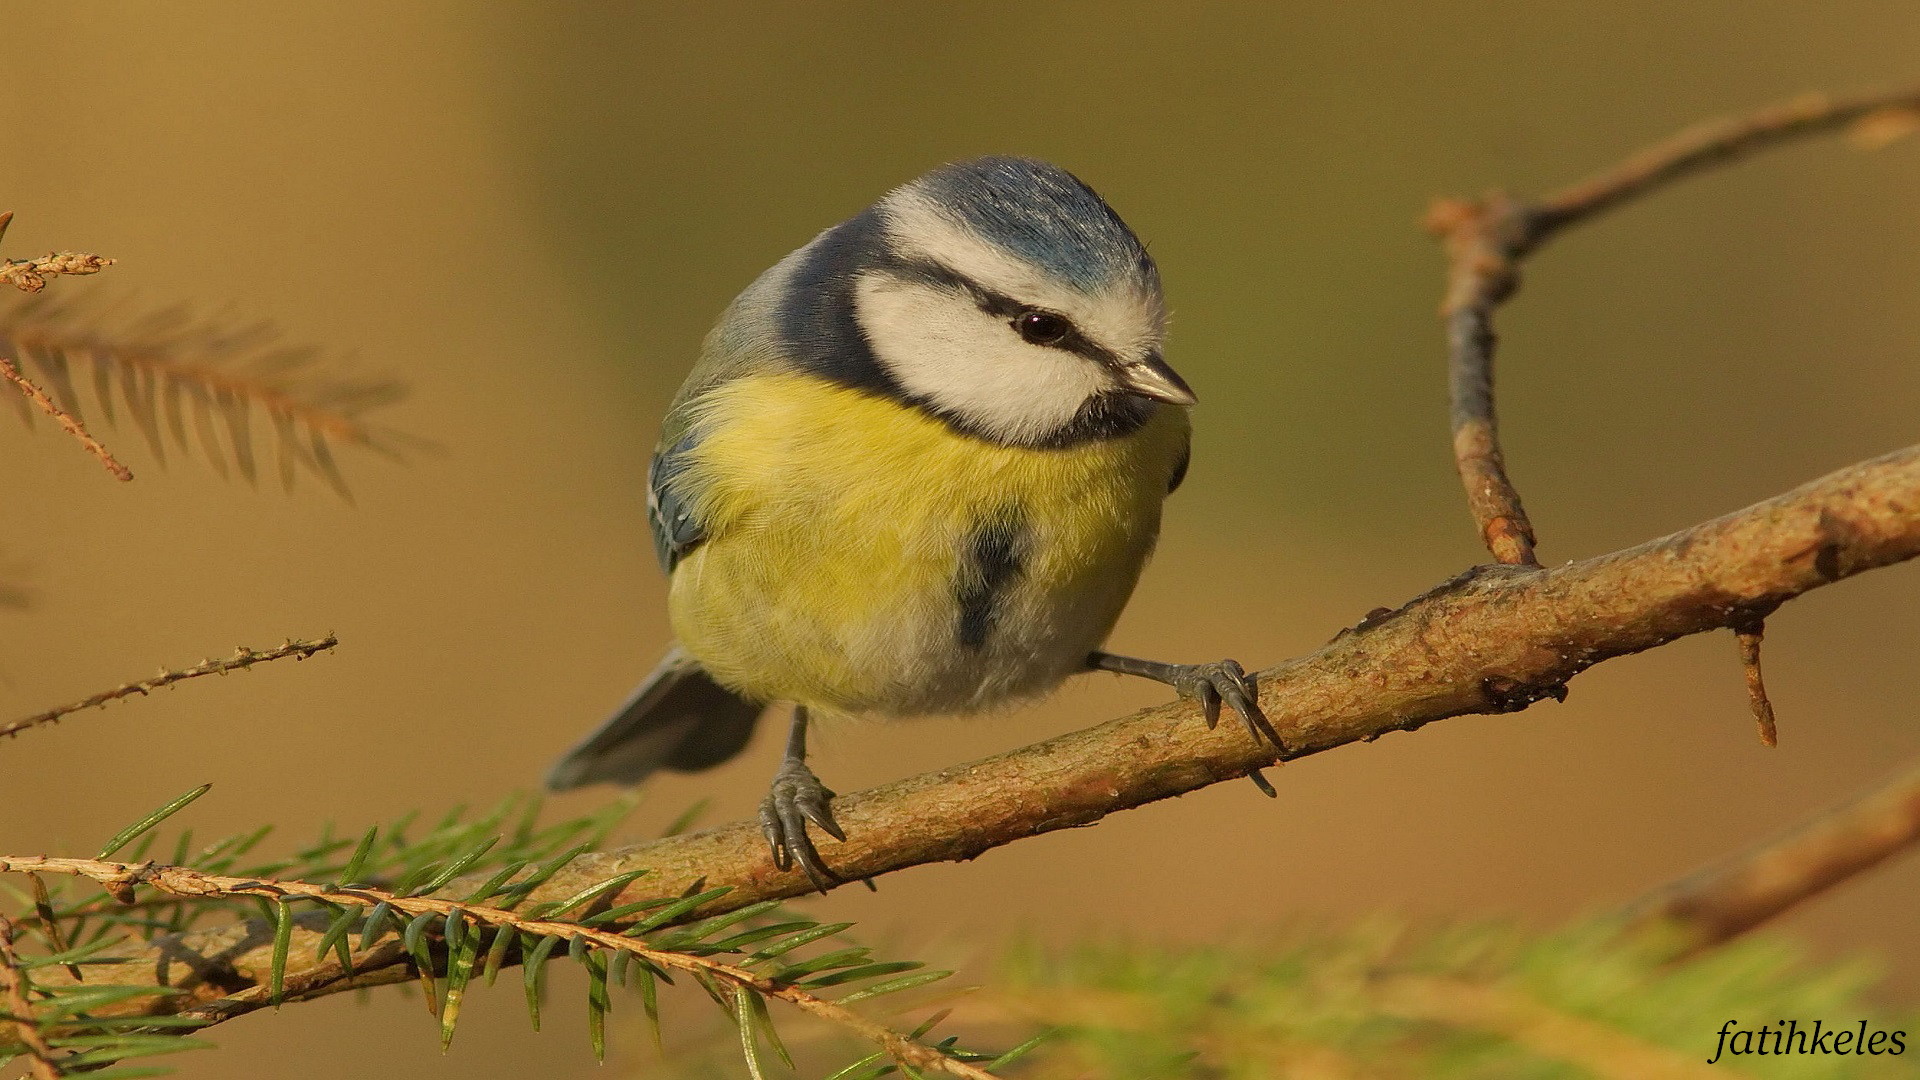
(1, 293, 416, 496)
(0, 796, 1006, 1079)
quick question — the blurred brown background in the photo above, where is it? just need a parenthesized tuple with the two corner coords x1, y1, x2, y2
(4, 3, 1919, 1076)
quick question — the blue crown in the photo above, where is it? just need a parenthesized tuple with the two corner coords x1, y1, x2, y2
(914, 157, 1158, 294)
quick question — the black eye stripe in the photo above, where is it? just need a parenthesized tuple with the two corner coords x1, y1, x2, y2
(879, 256, 1121, 365)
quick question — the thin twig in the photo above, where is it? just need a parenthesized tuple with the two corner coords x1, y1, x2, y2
(0, 857, 997, 1080)
(1427, 82, 1920, 566)
(2, 355, 132, 481)
(1730, 613, 1779, 747)
(1622, 757, 1920, 958)
(0, 915, 60, 1080)
(0, 637, 338, 741)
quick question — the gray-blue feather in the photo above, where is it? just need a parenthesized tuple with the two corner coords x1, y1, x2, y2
(648, 434, 706, 574)
(914, 156, 1158, 293)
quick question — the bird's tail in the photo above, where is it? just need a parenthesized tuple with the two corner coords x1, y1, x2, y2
(545, 646, 766, 791)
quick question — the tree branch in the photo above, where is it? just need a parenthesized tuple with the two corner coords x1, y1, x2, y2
(25, 444, 1920, 1024)
(1622, 756, 1920, 959)
(1426, 82, 1920, 566)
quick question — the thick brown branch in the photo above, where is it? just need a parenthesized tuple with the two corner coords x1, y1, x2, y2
(0, 637, 339, 741)
(2, 355, 132, 481)
(1427, 82, 1920, 566)
(1622, 757, 1920, 959)
(22, 444, 1920, 1030)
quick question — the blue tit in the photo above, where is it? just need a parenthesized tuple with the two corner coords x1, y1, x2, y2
(546, 156, 1275, 887)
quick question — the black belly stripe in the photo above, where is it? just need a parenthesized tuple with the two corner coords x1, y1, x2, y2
(956, 514, 1027, 651)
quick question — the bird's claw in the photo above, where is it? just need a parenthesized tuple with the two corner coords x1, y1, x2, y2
(1172, 659, 1283, 752)
(757, 760, 846, 892)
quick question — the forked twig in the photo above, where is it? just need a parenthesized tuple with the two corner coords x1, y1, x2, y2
(1427, 83, 1920, 566)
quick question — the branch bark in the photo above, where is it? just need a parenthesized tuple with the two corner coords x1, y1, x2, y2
(26, 443, 1920, 1020)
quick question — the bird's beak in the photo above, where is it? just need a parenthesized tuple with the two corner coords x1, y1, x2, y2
(1114, 351, 1197, 406)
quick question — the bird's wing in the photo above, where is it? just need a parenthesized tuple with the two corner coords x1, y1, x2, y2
(646, 246, 813, 575)
(648, 431, 706, 573)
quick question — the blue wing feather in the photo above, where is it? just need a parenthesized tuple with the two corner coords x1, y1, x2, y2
(648, 434, 706, 573)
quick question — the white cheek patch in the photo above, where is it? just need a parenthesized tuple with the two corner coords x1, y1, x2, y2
(853, 274, 1109, 445)
(880, 190, 1165, 364)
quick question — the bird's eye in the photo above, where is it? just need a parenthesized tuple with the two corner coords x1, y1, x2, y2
(1014, 310, 1072, 346)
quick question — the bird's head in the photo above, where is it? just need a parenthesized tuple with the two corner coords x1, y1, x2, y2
(776, 157, 1191, 448)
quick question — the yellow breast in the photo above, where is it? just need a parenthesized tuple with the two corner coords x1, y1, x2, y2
(665, 372, 1190, 715)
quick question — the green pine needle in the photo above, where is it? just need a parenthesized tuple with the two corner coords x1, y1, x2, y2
(337, 826, 378, 886)
(521, 933, 564, 1031)
(98, 785, 212, 859)
(638, 962, 664, 1053)
(267, 900, 293, 1006)
(746, 923, 854, 965)
(585, 950, 611, 1061)
(834, 970, 953, 1005)
(440, 920, 480, 1051)
(735, 985, 771, 1080)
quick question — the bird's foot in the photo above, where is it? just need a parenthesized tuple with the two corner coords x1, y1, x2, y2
(1170, 659, 1284, 752)
(757, 759, 846, 892)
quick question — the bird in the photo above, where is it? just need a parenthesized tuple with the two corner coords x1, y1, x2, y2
(546, 156, 1277, 889)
